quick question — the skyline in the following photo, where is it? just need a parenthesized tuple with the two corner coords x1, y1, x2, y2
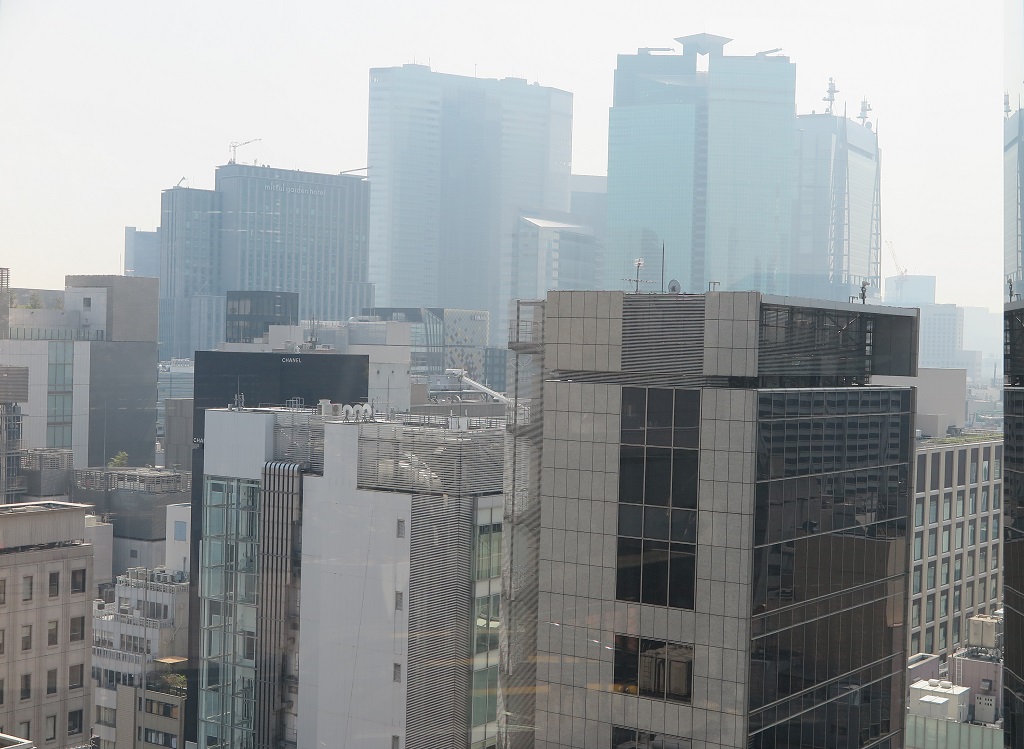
(0, 0, 1003, 311)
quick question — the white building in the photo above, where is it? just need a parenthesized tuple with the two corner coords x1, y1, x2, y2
(197, 405, 504, 749)
(908, 679, 970, 722)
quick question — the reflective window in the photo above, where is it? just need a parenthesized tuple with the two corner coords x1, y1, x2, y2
(612, 635, 693, 704)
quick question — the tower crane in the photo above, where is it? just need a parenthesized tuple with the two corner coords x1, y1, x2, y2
(229, 138, 261, 165)
(886, 240, 907, 301)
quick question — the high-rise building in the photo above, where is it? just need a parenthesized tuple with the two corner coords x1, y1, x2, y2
(606, 36, 881, 303)
(0, 366, 29, 503)
(124, 227, 161, 279)
(224, 290, 299, 345)
(1003, 98, 1024, 749)
(792, 112, 881, 302)
(0, 275, 158, 468)
(368, 64, 572, 341)
(503, 290, 918, 749)
(157, 165, 372, 360)
(907, 436, 1003, 661)
(196, 405, 504, 748)
(0, 500, 95, 747)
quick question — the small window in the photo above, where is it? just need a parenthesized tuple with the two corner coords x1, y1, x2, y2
(20, 674, 31, 700)
(0, 578, 6, 604)
(69, 617, 85, 643)
(46, 669, 56, 695)
(48, 572, 59, 598)
(174, 520, 188, 541)
(82, 297, 91, 309)
(47, 621, 57, 647)
(397, 519, 406, 538)
(20, 625, 31, 652)
(17, 722, 28, 740)
(70, 569, 86, 594)
(68, 664, 83, 690)
(395, 592, 403, 612)
(45, 715, 56, 742)
(0, 628, 5, 655)
(392, 737, 400, 749)
(393, 663, 401, 683)
(22, 576, 32, 602)
(130, 549, 138, 559)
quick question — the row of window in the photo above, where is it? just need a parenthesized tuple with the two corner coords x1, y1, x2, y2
(0, 569, 87, 604)
(0, 665, 85, 704)
(912, 550, 1000, 594)
(0, 616, 86, 654)
(911, 579, 1001, 630)
(913, 520, 999, 560)
(913, 487, 1001, 527)
(10, 710, 84, 743)
(915, 445, 1001, 493)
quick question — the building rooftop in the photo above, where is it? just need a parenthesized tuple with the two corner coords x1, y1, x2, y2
(919, 431, 1002, 446)
(0, 500, 90, 515)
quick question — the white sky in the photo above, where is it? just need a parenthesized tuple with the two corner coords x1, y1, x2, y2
(0, 0, 1006, 311)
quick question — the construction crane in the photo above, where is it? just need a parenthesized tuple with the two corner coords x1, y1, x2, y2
(886, 240, 907, 301)
(229, 138, 261, 165)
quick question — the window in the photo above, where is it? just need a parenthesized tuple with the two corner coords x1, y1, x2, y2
(69, 664, 83, 690)
(943, 494, 951, 521)
(17, 722, 29, 741)
(929, 497, 938, 524)
(955, 524, 963, 550)
(21, 674, 31, 700)
(613, 635, 693, 704)
(981, 519, 989, 543)
(954, 588, 961, 612)
(82, 297, 91, 309)
(45, 715, 56, 742)
(0, 578, 5, 604)
(69, 616, 84, 642)
(67, 709, 83, 736)
(953, 617, 961, 645)
(46, 669, 56, 695)
(70, 569, 86, 594)
(48, 571, 59, 598)
(912, 601, 920, 627)
(982, 488, 989, 512)
(928, 530, 937, 557)
(914, 499, 924, 527)
(942, 528, 950, 554)
(970, 490, 977, 514)
(927, 563, 935, 590)
(941, 560, 949, 586)
(393, 663, 401, 683)
(20, 625, 31, 651)
(914, 533, 923, 561)
(613, 727, 691, 748)
(956, 491, 965, 518)
(392, 737, 400, 749)
(396, 519, 405, 538)
(22, 576, 32, 601)
(926, 595, 935, 623)
(174, 520, 188, 541)
(395, 591, 403, 612)
(912, 567, 922, 594)
(955, 556, 963, 581)
(0, 628, 4, 655)
(47, 621, 57, 647)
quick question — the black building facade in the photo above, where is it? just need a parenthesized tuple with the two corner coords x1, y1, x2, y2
(225, 290, 300, 344)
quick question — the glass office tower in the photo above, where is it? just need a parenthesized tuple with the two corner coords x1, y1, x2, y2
(606, 35, 797, 296)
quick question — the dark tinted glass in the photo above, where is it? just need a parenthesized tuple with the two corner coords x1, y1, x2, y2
(671, 450, 699, 508)
(640, 540, 670, 606)
(621, 387, 646, 444)
(644, 448, 672, 505)
(615, 538, 642, 602)
(646, 388, 673, 446)
(619, 446, 644, 504)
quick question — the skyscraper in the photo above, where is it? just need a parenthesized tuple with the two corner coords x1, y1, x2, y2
(793, 112, 881, 302)
(157, 165, 373, 360)
(367, 64, 572, 341)
(606, 36, 881, 302)
(1003, 95, 1024, 749)
(503, 290, 918, 749)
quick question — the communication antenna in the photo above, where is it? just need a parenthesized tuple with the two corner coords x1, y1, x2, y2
(858, 97, 873, 126)
(667, 279, 682, 294)
(623, 258, 653, 293)
(822, 77, 839, 115)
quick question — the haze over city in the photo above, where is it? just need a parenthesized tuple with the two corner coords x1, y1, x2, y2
(0, 0, 1003, 310)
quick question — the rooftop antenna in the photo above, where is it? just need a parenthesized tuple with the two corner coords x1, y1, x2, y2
(229, 138, 261, 165)
(176, 177, 188, 188)
(823, 77, 839, 115)
(858, 97, 872, 126)
(623, 258, 653, 293)
(859, 280, 870, 304)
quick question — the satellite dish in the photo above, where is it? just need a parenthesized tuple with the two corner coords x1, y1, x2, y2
(667, 279, 681, 294)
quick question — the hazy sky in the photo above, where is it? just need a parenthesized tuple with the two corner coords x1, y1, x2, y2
(0, 0, 1004, 311)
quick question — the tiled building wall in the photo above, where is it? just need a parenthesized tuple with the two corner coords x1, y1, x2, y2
(534, 379, 755, 749)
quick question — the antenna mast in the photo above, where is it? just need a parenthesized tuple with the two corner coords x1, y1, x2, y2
(823, 77, 839, 115)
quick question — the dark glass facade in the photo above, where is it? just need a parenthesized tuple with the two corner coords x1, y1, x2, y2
(1005, 307, 1024, 747)
(616, 387, 699, 610)
(224, 290, 299, 344)
(749, 388, 911, 749)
